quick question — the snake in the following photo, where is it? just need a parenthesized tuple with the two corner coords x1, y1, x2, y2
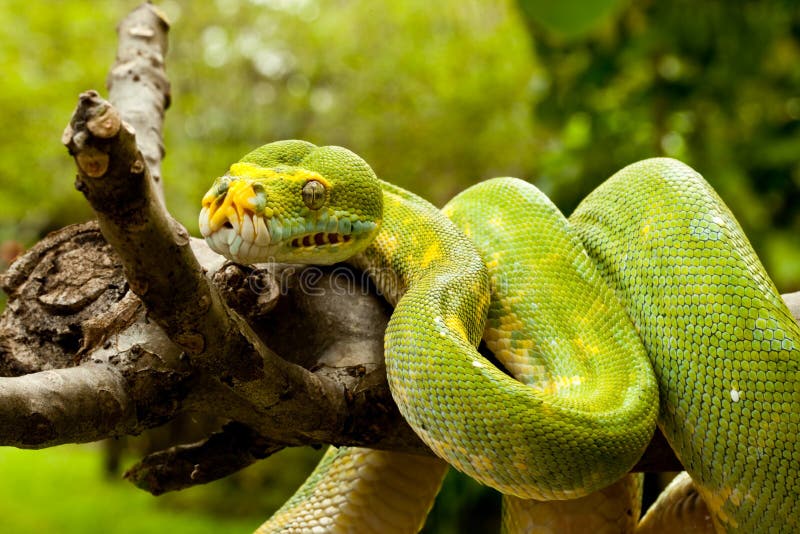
(198, 140, 800, 533)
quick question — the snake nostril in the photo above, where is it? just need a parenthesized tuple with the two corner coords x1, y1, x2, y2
(223, 221, 233, 229)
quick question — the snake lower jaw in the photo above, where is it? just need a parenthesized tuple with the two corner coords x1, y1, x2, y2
(200, 207, 367, 265)
(203, 226, 269, 264)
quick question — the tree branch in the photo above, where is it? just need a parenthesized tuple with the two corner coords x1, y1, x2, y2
(0, 365, 131, 448)
(107, 2, 171, 203)
(124, 421, 285, 495)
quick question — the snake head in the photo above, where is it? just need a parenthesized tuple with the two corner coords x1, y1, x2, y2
(199, 140, 382, 265)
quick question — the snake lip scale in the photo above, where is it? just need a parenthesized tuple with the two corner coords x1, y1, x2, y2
(201, 208, 354, 264)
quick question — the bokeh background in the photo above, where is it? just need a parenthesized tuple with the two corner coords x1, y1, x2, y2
(0, 0, 798, 532)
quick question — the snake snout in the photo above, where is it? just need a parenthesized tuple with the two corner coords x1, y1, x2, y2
(199, 177, 275, 264)
(201, 178, 262, 233)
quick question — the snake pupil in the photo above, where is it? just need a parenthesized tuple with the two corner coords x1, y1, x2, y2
(302, 180, 326, 210)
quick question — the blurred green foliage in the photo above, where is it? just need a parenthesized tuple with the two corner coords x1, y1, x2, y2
(0, 0, 799, 531)
(518, 0, 800, 291)
(161, 0, 538, 225)
(0, 445, 262, 533)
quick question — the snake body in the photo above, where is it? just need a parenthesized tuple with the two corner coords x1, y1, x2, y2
(254, 447, 448, 533)
(199, 142, 800, 533)
(571, 160, 800, 532)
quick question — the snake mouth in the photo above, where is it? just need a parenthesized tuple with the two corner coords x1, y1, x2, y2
(200, 207, 268, 264)
(199, 205, 366, 265)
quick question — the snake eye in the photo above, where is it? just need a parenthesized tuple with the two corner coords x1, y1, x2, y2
(302, 180, 326, 210)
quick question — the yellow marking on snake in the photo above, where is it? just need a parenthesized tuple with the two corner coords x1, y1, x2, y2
(537, 375, 583, 395)
(574, 337, 600, 356)
(229, 161, 329, 187)
(205, 179, 260, 229)
(420, 242, 441, 269)
(444, 315, 468, 342)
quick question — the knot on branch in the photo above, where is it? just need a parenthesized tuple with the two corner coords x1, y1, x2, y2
(0, 222, 128, 375)
(213, 262, 280, 322)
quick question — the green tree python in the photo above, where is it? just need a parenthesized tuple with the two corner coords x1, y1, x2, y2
(198, 140, 799, 533)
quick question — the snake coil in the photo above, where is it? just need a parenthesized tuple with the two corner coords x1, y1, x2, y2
(199, 141, 799, 533)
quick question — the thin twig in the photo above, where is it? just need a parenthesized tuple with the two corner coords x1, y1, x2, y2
(124, 421, 285, 495)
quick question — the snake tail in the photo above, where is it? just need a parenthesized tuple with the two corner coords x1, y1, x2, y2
(501, 474, 643, 534)
(636, 472, 715, 533)
(256, 447, 447, 533)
